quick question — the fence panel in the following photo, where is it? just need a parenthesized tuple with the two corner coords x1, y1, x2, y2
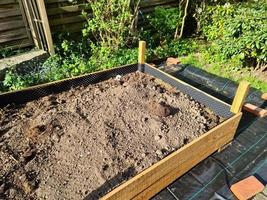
(0, 0, 34, 49)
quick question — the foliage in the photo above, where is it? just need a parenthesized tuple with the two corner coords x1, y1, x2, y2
(139, 7, 182, 48)
(0, 46, 32, 59)
(151, 39, 197, 59)
(198, 1, 267, 66)
(1, 1, 266, 93)
(2, 45, 139, 91)
(82, 0, 137, 50)
(89, 45, 138, 69)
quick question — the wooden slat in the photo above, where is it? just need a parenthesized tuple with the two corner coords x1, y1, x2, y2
(230, 81, 250, 114)
(1, 38, 32, 49)
(21, 0, 41, 48)
(49, 15, 84, 26)
(51, 22, 84, 33)
(47, 4, 88, 15)
(140, 0, 177, 8)
(0, 0, 17, 5)
(36, 0, 55, 55)
(0, 19, 25, 31)
(0, 29, 28, 43)
(102, 113, 242, 200)
(18, 0, 34, 47)
(0, 8, 21, 18)
(46, 0, 69, 3)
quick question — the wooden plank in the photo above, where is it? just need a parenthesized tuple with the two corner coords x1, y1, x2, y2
(1, 39, 32, 49)
(49, 15, 84, 26)
(0, 19, 25, 31)
(0, 29, 28, 43)
(0, 0, 17, 5)
(102, 112, 242, 200)
(140, 0, 178, 8)
(51, 22, 84, 33)
(18, 0, 34, 47)
(47, 4, 88, 16)
(21, 0, 41, 48)
(230, 81, 250, 114)
(36, 0, 55, 55)
(138, 41, 146, 64)
(0, 8, 21, 18)
(46, 0, 69, 3)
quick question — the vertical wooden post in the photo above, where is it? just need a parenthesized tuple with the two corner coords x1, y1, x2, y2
(230, 81, 250, 114)
(138, 41, 146, 72)
(36, 0, 55, 55)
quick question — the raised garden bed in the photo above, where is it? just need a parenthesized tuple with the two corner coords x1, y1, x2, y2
(0, 42, 246, 200)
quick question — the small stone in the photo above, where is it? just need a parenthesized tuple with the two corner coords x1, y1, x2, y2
(154, 135, 162, 141)
(9, 188, 17, 198)
(115, 75, 122, 81)
(51, 133, 60, 142)
(0, 183, 5, 193)
(156, 150, 162, 156)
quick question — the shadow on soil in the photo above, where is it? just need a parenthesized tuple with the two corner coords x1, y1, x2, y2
(83, 166, 137, 200)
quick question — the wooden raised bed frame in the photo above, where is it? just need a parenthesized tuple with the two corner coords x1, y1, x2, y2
(101, 41, 249, 200)
(0, 41, 249, 200)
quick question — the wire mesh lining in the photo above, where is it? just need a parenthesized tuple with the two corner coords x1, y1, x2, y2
(0, 63, 232, 119)
(0, 64, 138, 107)
(144, 64, 233, 118)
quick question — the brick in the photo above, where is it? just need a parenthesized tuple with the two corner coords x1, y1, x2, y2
(166, 57, 180, 66)
(262, 93, 267, 100)
(230, 176, 265, 200)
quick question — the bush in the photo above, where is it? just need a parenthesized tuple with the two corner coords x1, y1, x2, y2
(199, 1, 267, 66)
(152, 39, 197, 58)
(139, 7, 182, 47)
(82, 0, 137, 50)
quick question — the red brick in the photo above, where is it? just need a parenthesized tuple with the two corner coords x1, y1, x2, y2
(230, 176, 264, 200)
(262, 93, 267, 100)
(166, 57, 180, 66)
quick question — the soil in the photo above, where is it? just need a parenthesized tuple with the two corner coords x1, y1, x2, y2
(0, 72, 224, 200)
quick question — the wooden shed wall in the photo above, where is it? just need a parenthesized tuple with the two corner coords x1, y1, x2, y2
(0, 0, 33, 49)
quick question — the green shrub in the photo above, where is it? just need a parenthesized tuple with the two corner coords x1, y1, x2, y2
(139, 7, 182, 47)
(199, 1, 267, 66)
(152, 39, 197, 58)
(82, 0, 137, 50)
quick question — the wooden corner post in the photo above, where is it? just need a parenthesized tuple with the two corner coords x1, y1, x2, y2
(138, 41, 146, 72)
(230, 81, 250, 114)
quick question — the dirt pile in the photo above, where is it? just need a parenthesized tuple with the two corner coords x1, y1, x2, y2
(0, 72, 223, 200)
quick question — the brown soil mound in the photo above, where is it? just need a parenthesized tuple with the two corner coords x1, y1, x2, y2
(0, 72, 223, 200)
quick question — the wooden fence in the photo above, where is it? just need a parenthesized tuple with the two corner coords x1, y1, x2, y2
(0, 0, 178, 51)
(46, 0, 178, 34)
(0, 0, 33, 49)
